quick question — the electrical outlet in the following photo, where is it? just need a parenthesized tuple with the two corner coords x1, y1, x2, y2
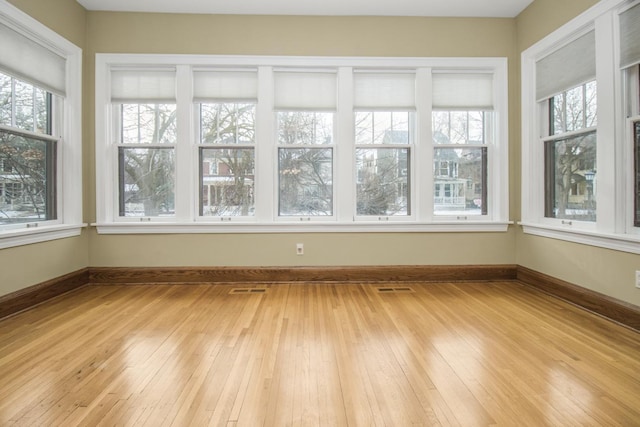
(636, 271, 640, 289)
(296, 243, 304, 255)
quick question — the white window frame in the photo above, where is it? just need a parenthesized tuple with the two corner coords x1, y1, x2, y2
(0, 1, 83, 249)
(94, 55, 509, 234)
(521, 0, 640, 254)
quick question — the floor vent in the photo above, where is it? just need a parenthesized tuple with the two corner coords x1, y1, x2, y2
(230, 288, 267, 294)
(376, 287, 414, 293)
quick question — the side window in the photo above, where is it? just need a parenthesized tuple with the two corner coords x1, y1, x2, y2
(0, 72, 57, 224)
(536, 30, 597, 223)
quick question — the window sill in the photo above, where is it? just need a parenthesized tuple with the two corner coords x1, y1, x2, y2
(0, 223, 86, 249)
(519, 221, 640, 255)
(93, 221, 512, 234)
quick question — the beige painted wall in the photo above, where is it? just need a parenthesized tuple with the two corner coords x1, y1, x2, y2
(85, 12, 519, 268)
(516, 0, 640, 306)
(0, 0, 89, 298)
(4, 0, 639, 309)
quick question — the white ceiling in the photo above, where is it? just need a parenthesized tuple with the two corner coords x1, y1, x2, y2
(76, 0, 535, 18)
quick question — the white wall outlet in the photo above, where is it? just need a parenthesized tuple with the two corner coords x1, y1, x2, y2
(296, 243, 304, 255)
(636, 271, 640, 289)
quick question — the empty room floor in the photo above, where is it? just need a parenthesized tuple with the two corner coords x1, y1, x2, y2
(1, 281, 640, 426)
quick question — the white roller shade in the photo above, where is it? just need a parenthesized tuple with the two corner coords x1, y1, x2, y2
(536, 30, 596, 101)
(620, 3, 640, 69)
(111, 69, 176, 102)
(193, 69, 258, 102)
(354, 72, 415, 110)
(0, 22, 66, 96)
(273, 71, 337, 110)
(432, 73, 494, 110)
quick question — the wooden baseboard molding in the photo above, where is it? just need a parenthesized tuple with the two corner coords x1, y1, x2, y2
(0, 268, 89, 319)
(89, 264, 518, 285)
(517, 266, 640, 332)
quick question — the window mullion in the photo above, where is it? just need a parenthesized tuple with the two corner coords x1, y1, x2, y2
(255, 66, 275, 222)
(336, 67, 354, 222)
(175, 65, 193, 222)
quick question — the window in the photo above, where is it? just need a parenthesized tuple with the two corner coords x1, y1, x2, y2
(194, 69, 258, 218)
(0, 73, 56, 224)
(200, 103, 256, 217)
(0, 2, 82, 248)
(353, 72, 415, 219)
(432, 73, 494, 217)
(95, 56, 508, 233)
(355, 111, 412, 216)
(277, 111, 333, 216)
(274, 71, 336, 218)
(521, 0, 640, 254)
(544, 81, 597, 222)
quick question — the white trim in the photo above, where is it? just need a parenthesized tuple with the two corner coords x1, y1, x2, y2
(0, 223, 85, 249)
(93, 221, 511, 234)
(520, 221, 640, 255)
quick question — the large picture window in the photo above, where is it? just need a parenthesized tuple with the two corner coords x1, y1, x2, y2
(95, 56, 509, 232)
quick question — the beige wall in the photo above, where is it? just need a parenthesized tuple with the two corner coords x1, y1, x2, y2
(85, 12, 520, 268)
(3, 0, 640, 309)
(0, 0, 88, 298)
(516, 0, 640, 306)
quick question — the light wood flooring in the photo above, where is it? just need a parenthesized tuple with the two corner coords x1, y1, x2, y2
(1, 281, 640, 426)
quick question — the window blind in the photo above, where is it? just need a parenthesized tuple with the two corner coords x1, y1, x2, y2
(535, 30, 596, 101)
(193, 69, 258, 102)
(432, 73, 494, 110)
(620, 3, 640, 69)
(273, 71, 337, 110)
(0, 21, 66, 96)
(353, 72, 416, 110)
(111, 69, 176, 102)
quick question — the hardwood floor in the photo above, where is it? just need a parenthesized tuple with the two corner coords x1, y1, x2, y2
(1, 281, 640, 426)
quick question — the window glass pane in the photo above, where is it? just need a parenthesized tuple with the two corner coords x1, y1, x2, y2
(277, 112, 333, 145)
(355, 112, 410, 145)
(201, 148, 255, 217)
(432, 111, 488, 145)
(635, 121, 640, 227)
(356, 148, 409, 216)
(121, 104, 176, 144)
(545, 131, 596, 221)
(434, 147, 486, 215)
(0, 131, 55, 223)
(200, 103, 255, 145)
(550, 81, 596, 135)
(118, 147, 175, 217)
(278, 148, 332, 216)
